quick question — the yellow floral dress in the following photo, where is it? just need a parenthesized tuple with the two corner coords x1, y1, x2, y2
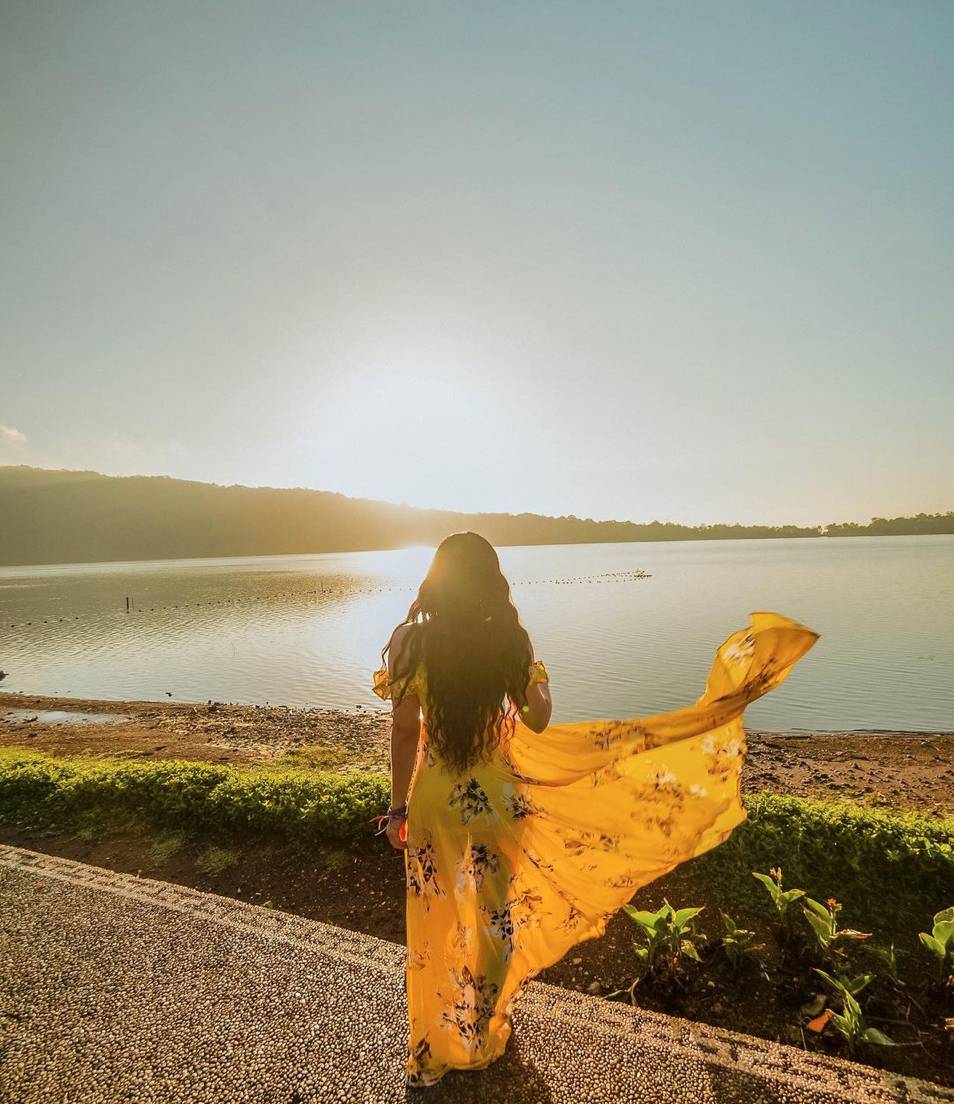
(372, 611, 818, 1088)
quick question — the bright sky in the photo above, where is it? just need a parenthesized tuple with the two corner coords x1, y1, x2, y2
(2, 1, 952, 527)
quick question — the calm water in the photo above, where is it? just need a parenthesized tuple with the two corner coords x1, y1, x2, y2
(1, 537, 952, 733)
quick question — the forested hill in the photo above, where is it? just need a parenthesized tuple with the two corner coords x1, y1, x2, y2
(0, 466, 950, 567)
(825, 514, 954, 536)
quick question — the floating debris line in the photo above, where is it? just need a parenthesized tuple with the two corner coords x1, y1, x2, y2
(2, 570, 652, 630)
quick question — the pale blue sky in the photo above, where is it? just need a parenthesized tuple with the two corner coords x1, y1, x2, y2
(1, 1, 952, 526)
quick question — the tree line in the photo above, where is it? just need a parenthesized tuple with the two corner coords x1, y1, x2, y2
(0, 466, 950, 567)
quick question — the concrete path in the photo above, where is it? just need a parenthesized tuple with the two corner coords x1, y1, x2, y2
(1, 845, 950, 1104)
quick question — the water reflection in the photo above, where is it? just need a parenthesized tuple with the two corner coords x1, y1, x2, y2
(1, 537, 952, 732)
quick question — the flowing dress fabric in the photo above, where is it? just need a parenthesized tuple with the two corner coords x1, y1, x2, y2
(372, 611, 818, 1088)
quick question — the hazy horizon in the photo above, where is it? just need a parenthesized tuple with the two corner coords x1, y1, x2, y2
(2, 2, 952, 526)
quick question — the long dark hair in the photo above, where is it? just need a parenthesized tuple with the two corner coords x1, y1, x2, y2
(381, 531, 534, 775)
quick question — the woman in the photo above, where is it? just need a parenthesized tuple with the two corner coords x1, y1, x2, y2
(371, 531, 817, 1088)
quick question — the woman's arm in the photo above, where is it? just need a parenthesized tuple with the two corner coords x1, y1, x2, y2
(390, 692, 422, 806)
(516, 681, 552, 733)
(386, 624, 422, 807)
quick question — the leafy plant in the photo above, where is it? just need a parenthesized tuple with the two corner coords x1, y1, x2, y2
(871, 942, 902, 988)
(802, 897, 871, 967)
(918, 906, 954, 980)
(807, 968, 895, 1055)
(827, 990, 896, 1056)
(814, 968, 874, 1002)
(752, 866, 806, 921)
(622, 899, 706, 981)
(720, 911, 765, 968)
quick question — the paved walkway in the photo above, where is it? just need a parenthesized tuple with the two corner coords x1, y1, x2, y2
(1, 845, 950, 1104)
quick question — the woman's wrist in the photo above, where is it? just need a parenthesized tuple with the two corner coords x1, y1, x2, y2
(370, 802, 408, 836)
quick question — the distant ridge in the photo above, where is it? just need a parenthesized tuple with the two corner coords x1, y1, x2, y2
(0, 466, 951, 567)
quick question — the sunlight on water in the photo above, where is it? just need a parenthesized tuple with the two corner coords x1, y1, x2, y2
(1, 536, 952, 732)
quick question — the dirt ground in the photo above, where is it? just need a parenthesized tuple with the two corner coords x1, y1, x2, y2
(2, 690, 953, 815)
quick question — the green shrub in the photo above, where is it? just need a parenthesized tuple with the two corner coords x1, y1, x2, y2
(691, 792, 954, 924)
(0, 747, 388, 846)
(2, 749, 951, 930)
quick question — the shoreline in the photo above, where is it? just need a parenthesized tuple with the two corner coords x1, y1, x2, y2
(2, 523, 953, 574)
(2, 689, 953, 816)
(2, 528, 953, 577)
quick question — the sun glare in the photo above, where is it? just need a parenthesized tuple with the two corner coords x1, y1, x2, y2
(308, 356, 526, 514)
(389, 543, 437, 579)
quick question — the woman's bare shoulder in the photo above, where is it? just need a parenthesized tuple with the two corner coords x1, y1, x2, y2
(388, 622, 420, 669)
(389, 622, 419, 648)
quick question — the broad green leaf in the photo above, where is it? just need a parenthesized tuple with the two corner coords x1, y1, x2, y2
(804, 911, 831, 943)
(920, 933, 945, 958)
(932, 920, 954, 946)
(625, 909, 662, 930)
(803, 897, 831, 920)
(830, 1011, 850, 1034)
(863, 1028, 897, 1046)
(847, 974, 873, 996)
(813, 968, 840, 990)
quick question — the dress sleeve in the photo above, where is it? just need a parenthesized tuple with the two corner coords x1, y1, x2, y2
(372, 664, 420, 703)
(527, 659, 549, 686)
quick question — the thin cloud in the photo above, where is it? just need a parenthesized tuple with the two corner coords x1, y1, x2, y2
(0, 425, 27, 444)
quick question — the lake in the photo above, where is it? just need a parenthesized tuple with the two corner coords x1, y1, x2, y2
(1, 536, 952, 732)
